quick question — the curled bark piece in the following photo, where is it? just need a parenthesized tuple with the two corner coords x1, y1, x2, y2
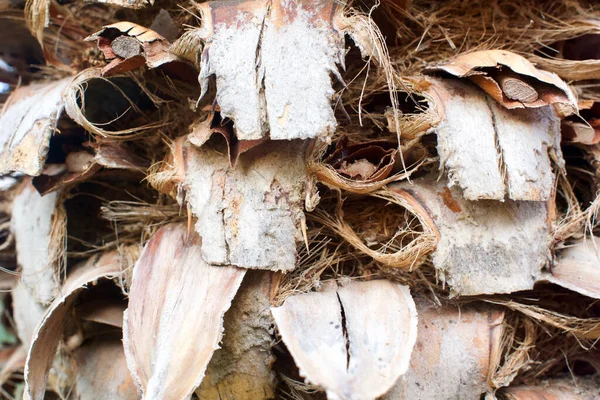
(86, 22, 189, 76)
(425, 50, 577, 112)
(542, 239, 600, 299)
(428, 77, 563, 201)
(32, 141, 148, 195)
(123, 224, 246, 400)
(73, 336, 138, 400)
(390, 176, 552, 296)
(0, 78, 70, 176)
(11, 179, 65, 305)
(172, 138, 307, 271)
(383, 303, 504, 400)
(24, 251, 123, 400)
(271, 280, 418, 400)
(196, 271, 277, 399)
(76, 300, 127, 328)
(562, 100, 600, 145)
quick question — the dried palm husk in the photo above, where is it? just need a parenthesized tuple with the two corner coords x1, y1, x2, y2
(24, 251, 123, 400)
(383, 301, 505, 400)
(196, 271, 277, 399)
(562, 100, 600, 146)
(272, 279, 418, 400)
(123, 223, 246, 400)
(390, 175, 552, 296)
(11, 283, 46, 349)
(427, 77, 564, 201)
(0, 77, 71, 176)
(11, 179, 66, 305)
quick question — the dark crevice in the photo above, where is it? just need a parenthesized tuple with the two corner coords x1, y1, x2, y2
(336, 292, 350, 370)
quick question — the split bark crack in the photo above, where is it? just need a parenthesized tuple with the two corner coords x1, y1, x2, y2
(336, 291, 351, 370)
(485, 95, 508, 193)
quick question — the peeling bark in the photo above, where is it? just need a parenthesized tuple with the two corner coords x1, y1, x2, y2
(391, 177, 551, 296)
(123, 224, 246, 400)
(271, 280, 418, 400)
(382, 303, 504, 400)
(0, 78, 70, 176)
(183, 140, 307, 271)
(428, 77, 563, 201)
(196, 271, 277, 399)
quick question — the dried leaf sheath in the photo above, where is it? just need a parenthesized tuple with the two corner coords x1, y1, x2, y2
(272, 280, 418, 400)
(123, 223, 246, 400)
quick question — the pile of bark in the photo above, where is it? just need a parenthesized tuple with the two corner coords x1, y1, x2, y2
(0, 0, 600, 399)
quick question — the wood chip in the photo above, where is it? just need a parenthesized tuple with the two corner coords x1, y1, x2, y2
(111, 35, 142, 59)
(123, 223, 246, 400)
(271, 280, 418, 400)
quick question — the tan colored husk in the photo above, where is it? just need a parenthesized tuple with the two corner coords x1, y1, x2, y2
(312, 188, 438, 270)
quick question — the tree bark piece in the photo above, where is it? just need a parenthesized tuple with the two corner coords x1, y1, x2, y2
(123, 223, 246, 400)
(391, 176, 551, 296)
(271, 280, 418, 400)
(382, 303, 504, 400)
(11, 179, 65, 305)
(182, 139, 307, 271)
(196, 271, 277, 399)
(0, 78, 70, 176)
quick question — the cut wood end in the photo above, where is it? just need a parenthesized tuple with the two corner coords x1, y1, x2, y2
(111, 35, 142, 59)
(498, 75, 539, 103)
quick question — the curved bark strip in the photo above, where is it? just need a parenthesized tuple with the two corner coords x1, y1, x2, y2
(271, 280, 418, 400)
(24, 252, 123, 400)
(383, 303, 504, 400)
(0, 78, 70, 176)
(391, 177, 551, 296)
(12, 179, 66, 305)
(501, 376, 600, 400)
(428, 77, 563, 201)
(123, 223, 246, 400)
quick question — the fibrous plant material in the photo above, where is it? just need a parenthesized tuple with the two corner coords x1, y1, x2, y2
(271, 280, 418, 400)
(11, 283, 46, 349)
(425, 50, 577, 112)
(428, 77, 564, 201)
(0, 77, 70, 176)
(123, 223, 246, 400)
(24, 251, 123, 400)
(196, 271, 277, 399)
(542, 238, 600, 299)
(390, 177, 551, 296)
(11, 179, 65, 305)
(163, 138, 307, 271)
(383, 302, 504, 400)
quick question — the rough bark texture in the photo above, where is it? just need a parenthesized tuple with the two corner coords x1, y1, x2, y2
(430, 77, 563, 201)
(392, 177, 551, 295)
(0, 78, 70, 176)
(271, 280, 418, 400)
(196, 271, 277, 399)
(184, 140, 306, 271)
